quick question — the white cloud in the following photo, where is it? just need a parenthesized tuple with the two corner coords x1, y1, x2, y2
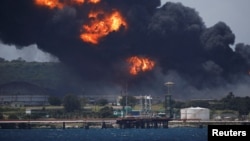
(0, 42, 59, 62)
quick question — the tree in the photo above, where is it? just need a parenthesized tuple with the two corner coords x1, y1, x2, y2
(8, 114, 19, 120)
(185, 100, 210, 108)
(234, 97, 249, 116)
(63, 94, 81, 112)
(0, 57, 5, 62)
(220, 92, 235, 109)
(119, 95, 137, 107)
(79, 97, 87, 108)
(0, 113, 4, 119)
(98, 106, 114, 118)
(172, 100, 186, 109)
(48, 96, 62, 106)
(96, 98, 108, 106)
(219, 93, 250, 116)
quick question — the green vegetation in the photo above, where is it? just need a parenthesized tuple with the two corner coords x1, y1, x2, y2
(98, 106, 115, 118)
(0, 92, 250, 120)
(48, 96, 62, 106)
(0, 59, 249, 120)
(62, 94, 81, 112)
(0, 59, 84, 95)
(119, 95, 137, 107)
(96, 98, 109, 106)
(171, 92, 250, 120)
(0, 113, 3, 119)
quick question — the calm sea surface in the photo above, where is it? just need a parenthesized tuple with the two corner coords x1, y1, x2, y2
(0, 127, 207, 141)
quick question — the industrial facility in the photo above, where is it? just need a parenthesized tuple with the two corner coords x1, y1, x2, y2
(0, 81, 49, 106)
(180, 107, 210, 121)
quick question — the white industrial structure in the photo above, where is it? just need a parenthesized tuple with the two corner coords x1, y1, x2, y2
(180, 107, 210, 121)
(140, 95, 152, 117)
(115, 95, 153, 117)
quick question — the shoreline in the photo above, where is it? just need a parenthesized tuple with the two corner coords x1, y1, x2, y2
(0, 119, 249, 129)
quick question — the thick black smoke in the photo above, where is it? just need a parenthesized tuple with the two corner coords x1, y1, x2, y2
(1, 0, 250, 99)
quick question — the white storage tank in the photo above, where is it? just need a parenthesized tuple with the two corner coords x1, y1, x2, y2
(180, 107, 210, 121)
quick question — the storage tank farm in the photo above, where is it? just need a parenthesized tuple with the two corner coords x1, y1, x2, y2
(180, 107, 210, 121)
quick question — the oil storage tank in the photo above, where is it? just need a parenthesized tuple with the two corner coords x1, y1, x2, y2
(180, 107, 210, 121)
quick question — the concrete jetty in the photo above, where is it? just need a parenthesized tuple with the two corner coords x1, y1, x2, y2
(0, 119, 116, 129)
(0, 119, 249, 129)
(116, 117, 170, 129)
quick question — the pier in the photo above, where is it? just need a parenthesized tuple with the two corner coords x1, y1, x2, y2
(116, 117, 171, 129)
(0, 119, 250, 129)
(0, 119, 116, 129)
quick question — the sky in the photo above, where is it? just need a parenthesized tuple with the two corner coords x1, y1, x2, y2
(0, 42, 59, 62)
(0, 0, 250, 62)
(161, 0, 250, 46)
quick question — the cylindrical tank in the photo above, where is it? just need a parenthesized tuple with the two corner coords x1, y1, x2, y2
(180, 107, 210, 120)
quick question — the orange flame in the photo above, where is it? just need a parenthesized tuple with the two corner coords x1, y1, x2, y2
(71, 0, 85, 5)
(34, 0, 126, 45)
(72, 0, 101, 4)
(80, 10, 127, 44)
(35, 0, 63, 9)
(34, 0, 100, 9)
(127, 56, 155, 75)
(88, 0, 101, 4)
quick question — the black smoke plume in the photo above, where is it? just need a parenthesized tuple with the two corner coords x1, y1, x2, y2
(0, 0, 250, 99)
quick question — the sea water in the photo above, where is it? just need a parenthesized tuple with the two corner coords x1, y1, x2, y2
(0, 127, 207, 141)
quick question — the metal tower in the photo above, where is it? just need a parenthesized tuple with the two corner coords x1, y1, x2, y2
(140, 95, 152, 117)
(164, 82, 174, 119)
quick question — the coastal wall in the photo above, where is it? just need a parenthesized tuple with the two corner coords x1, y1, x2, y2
(0, 119, 249, 129)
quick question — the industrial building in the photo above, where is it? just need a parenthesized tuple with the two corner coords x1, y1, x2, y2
(0, 81, 49, 106)
(114, 95, 153, 117)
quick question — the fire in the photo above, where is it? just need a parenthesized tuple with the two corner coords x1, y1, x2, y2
(80, 10, 127, 44)
(72, 0, 101, 4)
(35, 0, 63, 9)
(34, 0, 101, 9)
(88, 0, 100, 4)
(71, 0, 85, 5)
(34, 0, 126, 45)
(127, 56, 155, 75)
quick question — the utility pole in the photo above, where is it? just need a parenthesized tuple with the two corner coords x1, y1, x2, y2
(125, 82, 128, 117)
